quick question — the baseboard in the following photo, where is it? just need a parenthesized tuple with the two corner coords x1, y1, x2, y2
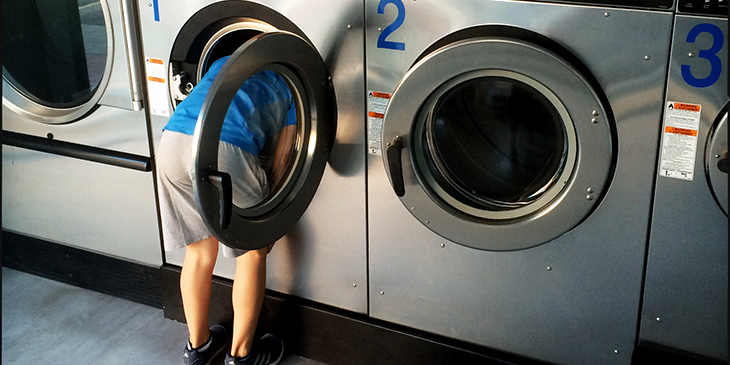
(632, 341, 727, 365)
(1, 230, 163, 308)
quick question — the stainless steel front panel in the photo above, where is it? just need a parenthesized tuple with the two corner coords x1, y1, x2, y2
(367, 1, 673, 364)
(2, 0, 161, 266)
(640, 15, 728, 362)
(2, 107, 162, 266)
(137, 0, 367, 314)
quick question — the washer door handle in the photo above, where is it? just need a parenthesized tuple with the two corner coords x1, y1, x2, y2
(387, 137, 406, 197)
(207, 170, 232, 229)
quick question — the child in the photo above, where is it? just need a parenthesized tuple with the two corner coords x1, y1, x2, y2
(156, 55, 296, 365)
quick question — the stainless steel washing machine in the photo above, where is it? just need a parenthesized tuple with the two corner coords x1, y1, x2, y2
(2, 0, 162, 266)
(136, 0, 367, 313)
(366, 0, 674, 364)
(639, 1, 728, 361)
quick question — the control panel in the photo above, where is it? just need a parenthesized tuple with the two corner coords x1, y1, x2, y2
(678, 0, 729, 15)
(526, 0, 674, 10)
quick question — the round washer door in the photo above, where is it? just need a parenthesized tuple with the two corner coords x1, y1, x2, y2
(193, 31, 336, 250)
(707, 111, 728, 216)
(2, 0, 113, 123)
(382, 37, 614, 251)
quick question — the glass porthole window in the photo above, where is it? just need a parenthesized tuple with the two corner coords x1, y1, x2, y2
(2, 0, 112, 122)
(413, 70, 577, 221)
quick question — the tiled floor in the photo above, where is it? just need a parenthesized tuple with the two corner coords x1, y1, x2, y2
(1, 267, 327, 365)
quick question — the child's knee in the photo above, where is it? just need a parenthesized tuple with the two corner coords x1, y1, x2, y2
(185, 237, 219, 266)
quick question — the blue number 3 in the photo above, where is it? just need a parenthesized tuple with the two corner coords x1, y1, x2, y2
(377, 0, 406, 51)
(682, 23, 724, 88)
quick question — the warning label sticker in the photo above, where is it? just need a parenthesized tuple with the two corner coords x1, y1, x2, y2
(367, 91, 391, 156)
(658, 101, 701, 181)
(145, 58, 170, 117)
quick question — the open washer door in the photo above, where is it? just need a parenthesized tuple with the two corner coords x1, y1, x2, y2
(192, 31, 336, 251)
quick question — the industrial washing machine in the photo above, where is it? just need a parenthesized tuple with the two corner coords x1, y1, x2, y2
(136, 0, 367, 313)
(2, 0, 162, 266)
(639, 1, 728, 361)
(366, 0, 673, 364)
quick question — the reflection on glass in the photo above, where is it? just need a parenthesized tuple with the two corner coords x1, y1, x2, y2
(215, 69, 299, 210)
(2, 0, 108, 107)
(425, 76, 566, 210)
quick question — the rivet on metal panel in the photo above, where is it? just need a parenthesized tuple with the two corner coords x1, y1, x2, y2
(425, 220, 430, 224)
(592, 110, 599, 116)
(645, 55, 651, 61)
(47, 133, 54, 140)
(378, 28, 383, 32)
(656, 317, 662, 322)
(689, 53, 695, 58)
(587, 187, 594, 194)
(591, 118, 599, 124)
(586, 195, 594, 201)
(347, 24, 352, 29)
(380, 291, 385, 295)
(547, 266, 552, 271)
(352, 283, 357, 288)
(410, 207, 415, 210)
(386, 142, 391, 146)
(440, 243, 445, 248)
(614, 350, 620, 355)
(715, 154, 720, 158)
(604, 12, 610, 17)
(148, 3, 152, 7)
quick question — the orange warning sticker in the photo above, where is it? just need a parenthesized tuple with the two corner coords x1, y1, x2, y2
(148, 58, 164, 65)
(370, 91, 391, 99)
(672, 103, 701, 112)
(147, 76, 165, 83)
(665, 126, 698, 136)
(368, 111, 385, 119)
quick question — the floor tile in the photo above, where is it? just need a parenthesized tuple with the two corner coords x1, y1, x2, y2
(2, 268, 329, 365)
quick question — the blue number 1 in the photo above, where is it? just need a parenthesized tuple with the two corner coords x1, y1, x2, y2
(377, 0, 406, 51)
(682, 23, 724, 88)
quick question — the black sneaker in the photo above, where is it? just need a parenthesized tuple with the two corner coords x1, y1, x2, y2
(183, 325, 228, 365)
(224, 334, 284, 365)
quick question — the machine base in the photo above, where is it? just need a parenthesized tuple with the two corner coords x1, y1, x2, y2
(3, 230, 724, 365)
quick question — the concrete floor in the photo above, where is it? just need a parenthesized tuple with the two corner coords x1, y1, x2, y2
(1, 267, 327, 365)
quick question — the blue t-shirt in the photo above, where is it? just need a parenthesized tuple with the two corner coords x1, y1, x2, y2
(163, 56, 296, 155)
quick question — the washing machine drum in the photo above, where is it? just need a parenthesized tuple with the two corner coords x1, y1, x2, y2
(382, 36, 614, 251)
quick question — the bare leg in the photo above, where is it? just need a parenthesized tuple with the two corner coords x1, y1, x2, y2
(230, 245, 271, 357)
(180, 236, 219, 347)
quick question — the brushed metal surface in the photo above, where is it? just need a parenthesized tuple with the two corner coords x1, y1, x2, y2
(137, 0, 367, 314)
(2, 107, 162, 266)
(640, 15, 728, 362)
(367, 1, 673, 364)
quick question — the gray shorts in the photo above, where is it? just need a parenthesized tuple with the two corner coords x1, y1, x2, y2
(156, 131, 268, 258)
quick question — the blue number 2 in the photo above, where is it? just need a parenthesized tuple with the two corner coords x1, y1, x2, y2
(682, 23, 724, 88)
(377, 0, 406, 51)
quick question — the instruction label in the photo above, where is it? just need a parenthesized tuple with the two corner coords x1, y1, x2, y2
(659, 102, 701, 181)
(145, 57, 170, 117)
(367, 91, 391, 156)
